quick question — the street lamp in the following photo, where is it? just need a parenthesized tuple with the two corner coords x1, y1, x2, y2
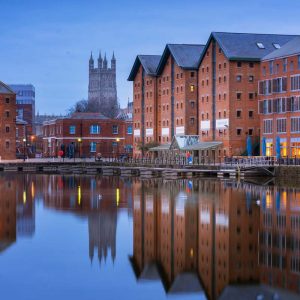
(23, 138, 26, 162)
(77, 138, 82, 159)
(116, 138, 120, 157)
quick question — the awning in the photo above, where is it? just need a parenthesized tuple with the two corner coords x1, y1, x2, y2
(182, 141, 222, 151)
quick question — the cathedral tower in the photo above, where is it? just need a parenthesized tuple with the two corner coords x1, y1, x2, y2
(88, 50, 118, 118)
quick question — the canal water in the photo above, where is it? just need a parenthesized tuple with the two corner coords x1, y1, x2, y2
(0, 174, 299, 300)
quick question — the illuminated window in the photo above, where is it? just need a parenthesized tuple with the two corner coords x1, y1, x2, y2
(190, 85, 195, 92)
(90, 142, 96, 152)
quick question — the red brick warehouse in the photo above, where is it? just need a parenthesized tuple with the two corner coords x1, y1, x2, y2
(42, 112, 133, 158)
(259, 36, 300, 157)
(198, 32, 298, 158)
(0, 81, 17, 160)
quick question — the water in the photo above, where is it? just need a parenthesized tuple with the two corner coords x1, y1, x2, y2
(0, 174, 299, 300)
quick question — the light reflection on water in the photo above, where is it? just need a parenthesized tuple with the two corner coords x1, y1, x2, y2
(0, 174, 299, 300)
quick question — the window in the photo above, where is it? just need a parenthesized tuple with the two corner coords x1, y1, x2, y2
(277, 118, 287, 133)
(269, 61, 274, 74)
(127, 125, 132, 134)
(190, 85, 195, 92)
(273, 98, 286, 113)
(190, 71, 195, 77)
(5, 141, 9, 149)
(249, 62, 254, 68)
(112, 125, 118, 134)
(236, 110, 242, 118)
(249, 75, 254, 82)
(249, 93, 254, 100)
(291, 75, 300, 91)
(236, 128, 242, 136)
(263, 119, 273, 134)
(283, 58, 287, 72)
(5, 98, 9, 104)
(69, 125, 75, 134)
(190, 117, 195, 125)
(256, 42, 265, 49)
(291, 117, 300, 133)
(90, 142, 97, 152)
(237, 62, 242, 67)
(236, 75, 242, 82)
(273, 43, 281, 49)
(5, 111, 9, 118)
(237, 92, 242, 100)
(272, 77, 287, 93)
(90, 125, 100, 134)
(5, 126, 9, 133)
(248, 128, 253, 136)
(190, 101, 195, 108)
(262, 66, 266, 76)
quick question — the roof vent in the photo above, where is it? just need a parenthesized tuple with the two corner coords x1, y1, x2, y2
(273, 43, 281, 49)
(256, 42, 265, 49)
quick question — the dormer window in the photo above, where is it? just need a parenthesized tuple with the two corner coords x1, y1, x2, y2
(273, 43, 281, 49)
(256, 42, 265, 49)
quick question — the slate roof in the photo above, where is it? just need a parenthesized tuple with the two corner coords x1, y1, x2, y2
(199, 32, 300, 63)
(69, 112, 109, 120)
(263, 36, 300, 60)
(128, 55, 161, 81)
(0, 81, 15, 94)
(156, 44, 205, 74)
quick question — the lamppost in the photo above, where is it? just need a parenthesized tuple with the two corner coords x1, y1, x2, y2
(23, 138, 26, 162)
(77, 138, 82, 160)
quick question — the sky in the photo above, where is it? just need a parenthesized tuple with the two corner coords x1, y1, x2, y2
(1, 0, 300, 115)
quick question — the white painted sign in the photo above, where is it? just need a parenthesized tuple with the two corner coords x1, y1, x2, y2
(200, 120, 210, 130)
(216, 213, 229, 227)
(161, 196, 169, 214)
(176, 126, 185, 135)
(134, 196, 140, 211)
(146, 195, 153, 213)
(146, 128, 153, 136)
(162, 127, 169, 136)
(134, 129, 140, 137)
(200, 210, 210, 224)
(216, 118, 229, 129)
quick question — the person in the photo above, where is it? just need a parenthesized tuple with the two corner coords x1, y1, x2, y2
(96, 153, 102, 162)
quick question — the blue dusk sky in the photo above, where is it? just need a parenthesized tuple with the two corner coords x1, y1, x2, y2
(0, 0, 300, 114)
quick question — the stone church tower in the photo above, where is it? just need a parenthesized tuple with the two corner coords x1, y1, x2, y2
(88, 51, 118, 118)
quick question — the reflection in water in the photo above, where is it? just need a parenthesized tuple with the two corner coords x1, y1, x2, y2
(130, 179, 300, 299)
(0, 174, 299, 299)
(0, 174, 133, 267)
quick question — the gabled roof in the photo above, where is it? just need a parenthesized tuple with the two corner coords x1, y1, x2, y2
(0, 81, 15, 94)
(156, 44, 205, 74)
(199, 32, 300, 64)
(263, 36, 300, 60)
(128, 55, 161, 81)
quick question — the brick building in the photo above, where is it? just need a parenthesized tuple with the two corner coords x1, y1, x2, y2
(259, 37, 300, 157)
(129, 32, 300, 158)
(42, 112, 133, 158)
(0, 81, 16, 160)
(128, 55, 161, 154)
(156, 44, 204, 144)
(129, 45, 204, 155)
(198, 32, 298, 157)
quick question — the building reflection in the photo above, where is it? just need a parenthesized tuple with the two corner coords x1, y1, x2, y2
(0, 174, 133, 266)
(130, 179, 300, 299)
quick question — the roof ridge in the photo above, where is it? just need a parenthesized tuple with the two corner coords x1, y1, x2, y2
(213, 31, 300, 37)
(167, 43, 205, 46)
